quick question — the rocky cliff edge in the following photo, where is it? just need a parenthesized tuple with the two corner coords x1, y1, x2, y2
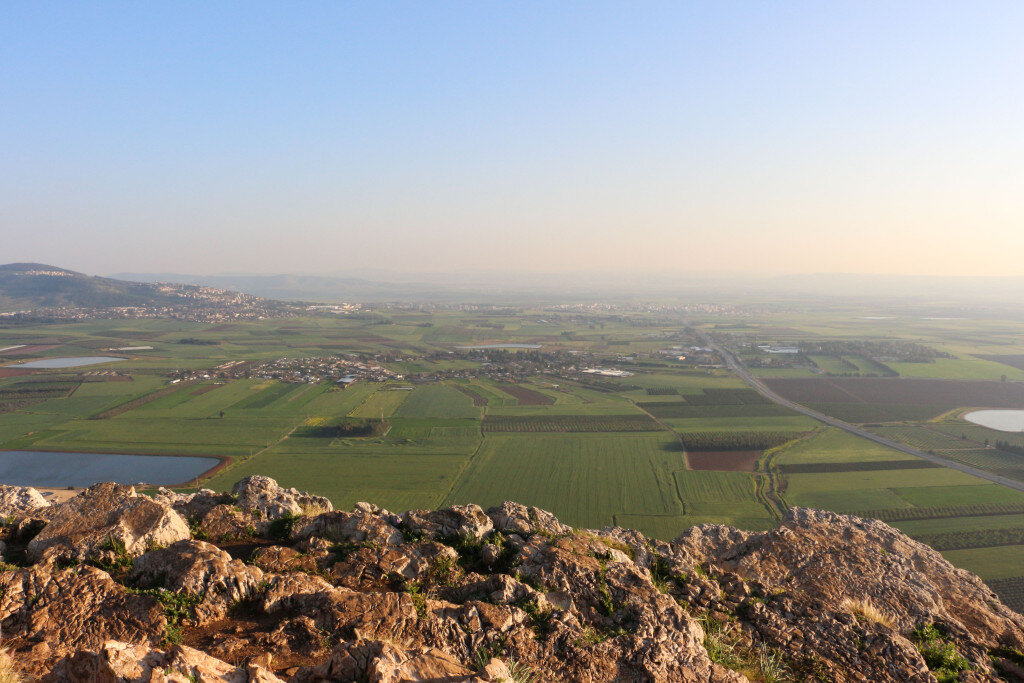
(0, 477, 1021, 682)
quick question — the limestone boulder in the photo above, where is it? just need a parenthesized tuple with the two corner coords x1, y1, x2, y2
(0, 565, 166, 666)
(0, 484, 50, 515)
(249, 545, 320, 575)
(290, 509, 403, 547)
(402, 504, 493, 540)
(131, 539, 265, 623)
(486, 500, 571, 537)
(44, 639, 284, 682)
(231, 475, 332, 523)
(293, 640, 506, 683)
(154, 487, 231, 521)
(368, 643, 479, 683)
(26, 482, 190, 562)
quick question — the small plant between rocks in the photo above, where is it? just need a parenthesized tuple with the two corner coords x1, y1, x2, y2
(127, 588, 202, 646)
(840, 596, 894, 628)
(911, 623, 970, 682)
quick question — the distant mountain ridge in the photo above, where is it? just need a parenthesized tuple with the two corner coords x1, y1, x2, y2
(111, 271, 528, 303)
(0, 263, 261, 311)
(112, 269, 1024, 308)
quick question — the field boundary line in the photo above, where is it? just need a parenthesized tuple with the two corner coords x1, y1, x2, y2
(439, 435, 487, 508)
(703, 334, 1024, 495)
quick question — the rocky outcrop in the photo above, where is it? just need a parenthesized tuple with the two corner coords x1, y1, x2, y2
(0, 484, 49, 516)
(1, 478, 1022, 682)
(403, 503, 494, 540)
(290, 509, 403, 547)
(0, 564, 167, 669)
(232, 476, 333, 525)
(45, 639, 284, 682)
(154, 486, 232, 521)
(131, 540, 266, 623)
(25, 482, 191, 562)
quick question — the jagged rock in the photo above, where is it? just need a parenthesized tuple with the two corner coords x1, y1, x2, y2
(403, 503, 493, 540)
(672, 507, 1024, 680)
(131, 539, 265, 623)
(163, 643, 283, 682)
(486, 500, 571, 537)
(250, 545, 320, 575)
(0, 565, 166, 669)
(43, 639, 160, 681)
(154, 487, 232, 521)
(44, 639, 284, 682)
(26, 482, 190, 562)
(0, 484, 50, 515)
(290, 509, 404, 547)
(198, 503, 257, 541)
(4, 481, 1023, 682)
(293, 640, 501, 683)
(442, 573, 538, 605)
(232, 476, 332, 523)
(262, 575, 421, 639)
(253, 616, 324, 657)
(367, 643, 478, 682)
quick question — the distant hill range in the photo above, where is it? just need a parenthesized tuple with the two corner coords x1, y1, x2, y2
(12, 263, 1024, 310)
(111, 271, 472, 303)
(113, 269, 1024, 309)
(0, 263, 261, 311)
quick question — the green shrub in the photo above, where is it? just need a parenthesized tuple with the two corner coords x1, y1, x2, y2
(912, 623, 969, 681)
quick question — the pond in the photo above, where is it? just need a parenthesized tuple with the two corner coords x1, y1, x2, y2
(964, 410, 1024, 432)
(11, 356, 127, 369)
(455, 344, 541, 350)
(0, 451, 220, 487)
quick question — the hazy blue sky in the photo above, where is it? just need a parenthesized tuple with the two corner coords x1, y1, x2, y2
(3, 3, 1023, 277)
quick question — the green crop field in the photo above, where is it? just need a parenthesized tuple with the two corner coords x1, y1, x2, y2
(805, 402, 948, 423)
(349, 387, 412, 418)
(445, 432, 686, 532)
(942, 546, 1024, 580)
(787, 487, 914, 514)
(7, 307, 1024, 600)
(664, 415, 820, 433)
(895, 513, 1024, 537)
(870, 426, 972, 452)
(808, 355, 856, 374)
(673, 469, 757, 503)
(887, 358, 1024, 381)
(393, 384, 481, 419)
(890, 484, 1024, 507)
(774, 429, 910, 464)
(482, 414, 662, 433)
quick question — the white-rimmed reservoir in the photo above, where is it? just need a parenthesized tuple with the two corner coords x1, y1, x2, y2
(964, 410, 1024, 433)
(11, 356, 127, 369)
(0, 451, 219, 487)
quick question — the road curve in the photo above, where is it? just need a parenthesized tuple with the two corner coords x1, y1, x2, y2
(703, 336, 1024, 495)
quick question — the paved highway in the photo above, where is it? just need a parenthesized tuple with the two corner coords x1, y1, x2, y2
(703, 336, 1024, 495)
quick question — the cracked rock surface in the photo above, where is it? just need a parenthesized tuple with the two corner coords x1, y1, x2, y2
(0, 476, 1021, 681)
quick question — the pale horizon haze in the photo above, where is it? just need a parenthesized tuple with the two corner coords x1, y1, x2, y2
(2, 3, 1023, 278)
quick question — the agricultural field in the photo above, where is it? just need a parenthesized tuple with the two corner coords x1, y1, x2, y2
(6, 308, 1024, 609)
(348, 387, 412, 418)
(870, 426, 975, 452)
(393, 384, 481, 419)
(686, 450, 761, 472)
(808, 355, 857, 374)
(482, 414, 662, 433)
(445, 432, 707, 534)
(765, 377, 1024, 419)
